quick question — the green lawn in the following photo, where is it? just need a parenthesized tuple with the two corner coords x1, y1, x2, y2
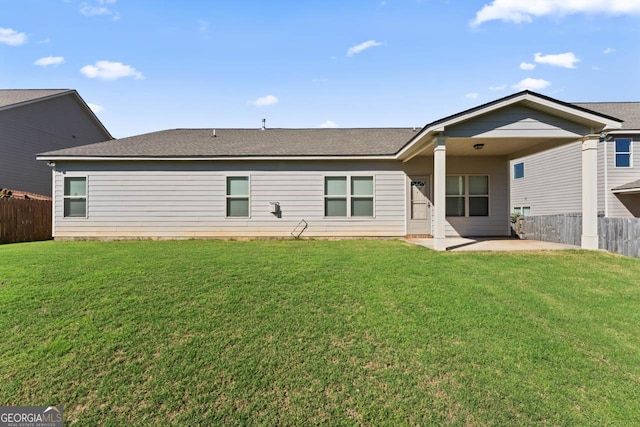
(1, 240, 639, 425)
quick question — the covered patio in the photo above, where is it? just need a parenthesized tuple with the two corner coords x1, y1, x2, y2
(398, 91, 623, 251)
(406, 236, 579, 252)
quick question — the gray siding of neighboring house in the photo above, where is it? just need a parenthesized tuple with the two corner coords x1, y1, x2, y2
(606, 135, 640, 217)
(510, 137, 640, 218)
(0, 94, 108, 196)
(52, 156, 511, 239)
(510, 141, 584, 215)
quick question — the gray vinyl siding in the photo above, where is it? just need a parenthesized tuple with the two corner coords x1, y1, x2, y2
(52, 156, 512, 239)
(511, 137, 640, 218)
(510, 141, 584, 216)
(444, 105, 590, 139)
(0, 94, 108, 196)
(53, 160, 407, 238)
(605, 136, 640, 217)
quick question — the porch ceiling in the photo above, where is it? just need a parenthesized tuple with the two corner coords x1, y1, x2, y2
(414, 136, 580, 158)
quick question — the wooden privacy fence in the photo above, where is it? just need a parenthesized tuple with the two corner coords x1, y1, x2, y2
(521, 214, 640, 259)
(0, 198, 52, 244)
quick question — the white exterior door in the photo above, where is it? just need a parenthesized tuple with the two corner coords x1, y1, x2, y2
(407, 176, 431, 235)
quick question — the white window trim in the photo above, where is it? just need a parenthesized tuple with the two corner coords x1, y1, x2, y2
(225, 175, 251, 219)
(62, 175, 88, 219)
(445, 174, 490, 218)
(614, 138, 633, 168)
(513, 206, 531, 216)
(323, 175, 376, 218)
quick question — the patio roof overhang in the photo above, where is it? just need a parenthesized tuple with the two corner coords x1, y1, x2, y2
(397, 91, 623, 162)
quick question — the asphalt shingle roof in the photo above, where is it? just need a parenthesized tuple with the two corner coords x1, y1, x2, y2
(0, 89, 72, 109)
(573, 102, 640, 130)
(39, 128, 419, 157)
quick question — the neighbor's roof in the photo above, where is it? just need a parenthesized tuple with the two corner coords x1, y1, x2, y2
(573, 102, 640, 130)
(612, 178, 640, 193)
(0, 88, 113, 140)
(39, 128, 418, 158)
(0, 89, 72, 109)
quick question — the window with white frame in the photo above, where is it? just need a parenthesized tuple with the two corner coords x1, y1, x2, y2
(513, 206, 531, 216)
(445, 175, 489, 217)
(64, 177, 87, 217)
(324, 176, 374, 217)
(615, 138, 632, 168)
(226, 176, 249, 217)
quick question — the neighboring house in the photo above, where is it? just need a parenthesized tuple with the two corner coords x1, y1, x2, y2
(511, 102, 640, 218)
(37, 90, 624, 250)
(0, 89, 112, 196)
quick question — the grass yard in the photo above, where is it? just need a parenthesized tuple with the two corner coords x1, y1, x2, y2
(1, 240, 639, 425)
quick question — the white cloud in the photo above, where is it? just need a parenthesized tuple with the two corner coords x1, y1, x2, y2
(250, 95, 279, 107)
(534, 52, 580, 68)
(465, 92, 479, 100)
(80, 4, 110, 16)
(489, 84, 506, 91)
(80, 60, 144, 80)
(33, 56, 64, 67)
(603, 47, 616, 54)
(80, 0, 118, 18)
(512, 78, 551, 91)
(87, 103, 104, 113)
(319, 120, 338, 128)
(0, 27, 27, 46)
(472, 0, 640, 26)
(346, 40, 382, 57)
(520, 62, 536, 70)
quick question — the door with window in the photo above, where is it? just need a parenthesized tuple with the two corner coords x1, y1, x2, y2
(406, 176, 431, 235)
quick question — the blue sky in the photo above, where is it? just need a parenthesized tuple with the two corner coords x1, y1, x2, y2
(2, 0, 639, 138)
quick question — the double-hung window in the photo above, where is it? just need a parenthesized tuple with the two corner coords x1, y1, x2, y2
(615, 138, 632, 168)
(445, 175, 489, 217)
(324, 176, 374, 217)
(226, 176, 249, 217)
(64, 177, 87, 217)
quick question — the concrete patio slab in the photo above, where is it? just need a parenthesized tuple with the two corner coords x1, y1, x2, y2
(405, 237, 579, 252)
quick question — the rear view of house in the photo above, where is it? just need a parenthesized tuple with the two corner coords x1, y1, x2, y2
(38, 91, 626, 250)
(0, 89, 112, 196)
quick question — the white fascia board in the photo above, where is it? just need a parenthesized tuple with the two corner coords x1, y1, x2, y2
(395, 127, 443, 159)
(611, 187, 640, 194)
(529, 96, 623, 129)
(36, 155, 397, 162)
(607, 130, 640, 135)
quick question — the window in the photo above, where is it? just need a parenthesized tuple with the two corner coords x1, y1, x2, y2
(445, 175, 489, 217)
(226, 176, 249, 217)
(324, 176, 374, 217)
(513, 206, 531, 216)
(64, 177, 87, 217)
(514, 162, 524, 179)
(615, 138, 632, 168)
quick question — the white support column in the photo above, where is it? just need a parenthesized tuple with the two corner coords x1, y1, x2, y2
(433, 137, 447, 251)
(581, 135, 599, 250)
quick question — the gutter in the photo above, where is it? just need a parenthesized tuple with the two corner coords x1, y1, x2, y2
(36, 155, 399, 162)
